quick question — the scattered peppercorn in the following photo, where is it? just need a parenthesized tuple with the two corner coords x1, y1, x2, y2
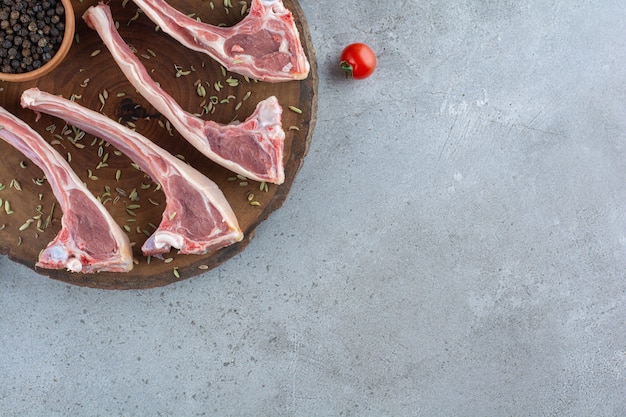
(0, 0, 66, 74)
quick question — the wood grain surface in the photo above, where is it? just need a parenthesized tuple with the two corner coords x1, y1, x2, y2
(0, 0, 317, 289)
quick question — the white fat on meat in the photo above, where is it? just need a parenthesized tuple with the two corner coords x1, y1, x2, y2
(130, 0, 309, 82)
(21, 88, 243, 258)
(83, 3, 286, 185)
(0, 106, 133, 273)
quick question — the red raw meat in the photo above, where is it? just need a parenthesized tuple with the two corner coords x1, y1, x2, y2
(131, 0, 310, 82)
(21, 88, 244, 258)
(0, 106, 133, 273)
(83, 3, 286, 185)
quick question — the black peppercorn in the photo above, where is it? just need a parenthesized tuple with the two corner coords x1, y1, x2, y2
(0, 0, 66, 74)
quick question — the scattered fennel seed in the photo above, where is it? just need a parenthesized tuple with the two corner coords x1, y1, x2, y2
(18, 219, 34, 231)
(90, 49, 101, 57)
(169, 211, 177, 220)
(164, 257, 174, 264)
(129, 188, 139, 201)
(173, 267, 180, 278)
(115, 170, 121, 181)
(10, 179, 21, 190)
(250, 201, 261, 207)
(289, 105, 303, 114)
(198, 264, 209, 270)
(128, 10, 140, 25)
(197, 83, 206, 97)
(4, 200, 13, 214)
(19, 160, 26, 168)
(123, 225, 131, 232)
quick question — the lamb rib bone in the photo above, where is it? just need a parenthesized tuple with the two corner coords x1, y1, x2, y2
(131, 0, 310, 82)
(83, 3, 285, 185)
(0, 106, 133, 273)
(21, 87, 244, 258)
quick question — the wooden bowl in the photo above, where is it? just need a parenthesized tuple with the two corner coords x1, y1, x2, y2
(0, 0, 75, 83)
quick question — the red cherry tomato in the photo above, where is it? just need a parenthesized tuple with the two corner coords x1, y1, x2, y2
(340, 43, 376, 79)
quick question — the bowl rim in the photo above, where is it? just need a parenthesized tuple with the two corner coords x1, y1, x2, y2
(0, 0, 76, 83)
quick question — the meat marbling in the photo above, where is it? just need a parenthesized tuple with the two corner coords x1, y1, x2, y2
(0, 106, 133, 273)
(131, 0, 310, 82)
(21, 88, 244, 258)
(83, 3, 286, 185)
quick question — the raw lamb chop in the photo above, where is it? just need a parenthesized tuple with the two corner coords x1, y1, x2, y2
(131, 0, 310, 82)
(83, 3, 286, 185)
(21, 88, 244, 258)
(0, 106, 133, 273)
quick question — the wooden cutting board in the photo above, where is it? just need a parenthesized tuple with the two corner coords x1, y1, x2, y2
(0, 0, 317, 289)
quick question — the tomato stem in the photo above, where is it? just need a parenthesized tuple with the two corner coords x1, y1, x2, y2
(340, 61, 353, 79)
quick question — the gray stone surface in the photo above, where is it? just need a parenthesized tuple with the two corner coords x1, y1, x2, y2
(2, 0, 626, 415)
